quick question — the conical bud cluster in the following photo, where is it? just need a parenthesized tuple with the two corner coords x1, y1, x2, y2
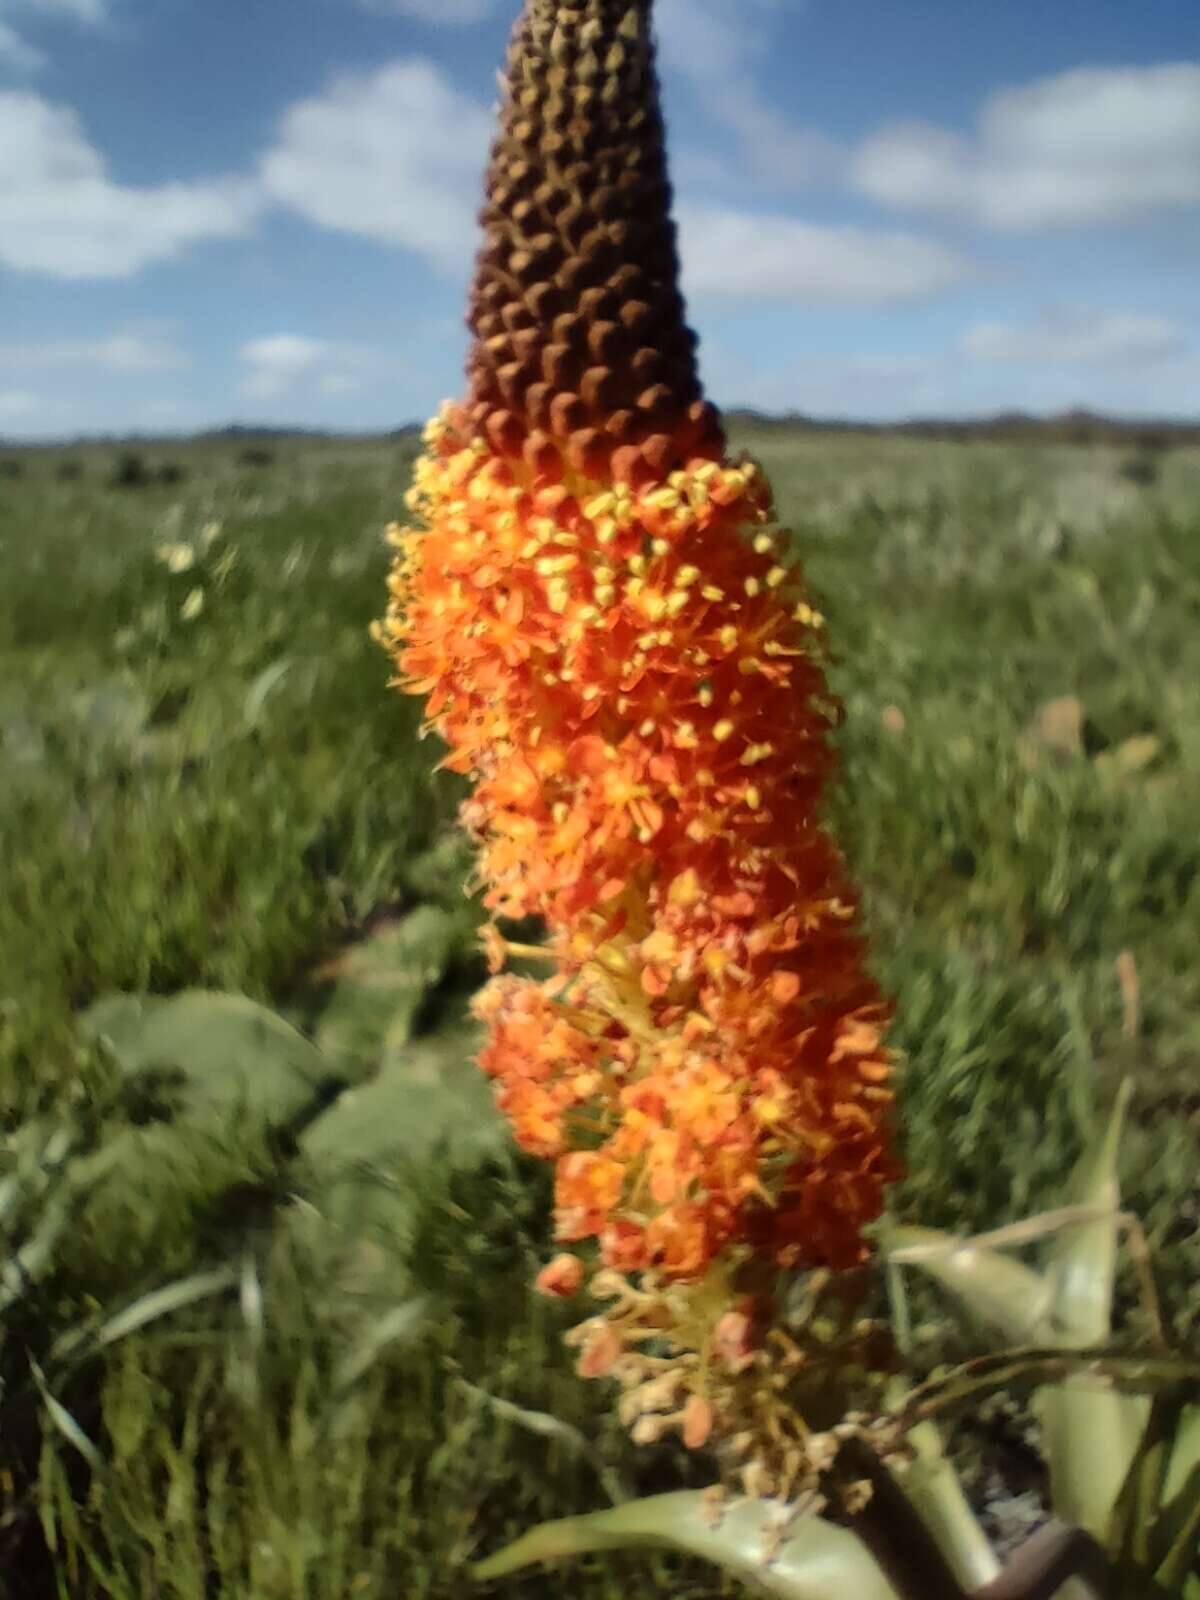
(465, 0, 724, 484)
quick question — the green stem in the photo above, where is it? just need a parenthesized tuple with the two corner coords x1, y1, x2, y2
(895, 1349, 1200, 1433)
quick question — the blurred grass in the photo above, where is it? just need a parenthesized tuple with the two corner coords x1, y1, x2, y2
(0, 427, 1197, 1597)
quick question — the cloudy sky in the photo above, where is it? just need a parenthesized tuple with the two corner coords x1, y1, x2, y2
(1, 0, 1198, 438)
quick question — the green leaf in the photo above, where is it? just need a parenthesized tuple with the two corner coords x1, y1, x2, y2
(1164, 1407, 1200, 1505)
(897, 1418, 1001, 1591)
(878, 1222, 1052, 1344)
(47, 1258, 241, 1368)
(332, 1297, 430, 1393)
(1043, 1079, 1131, 1346)
(1154, 1471, 1200, 1594)
(313, 906, 477, 1073)
(1035, 1378, 1150, 1544)
(1150, 1407, 1200, 1587)
(30, 1358, 104, 1473)
(81, 990, 336, 1131)
(473, 1491, 902, 1599)
(71, 678, 150, 749)
(85, 1265, 239, 1351)
(303, 1020, 498, 1168)
(0, 1186, 86, 1311)
(242, 657, 293, 726)
(59, 984, 333, 1254)
(1108, 1391, 1188, 1571)
(1035, 1082, 1146, 1543)
(302, 1019, 505, 1236)
(401, 831, 479, 908)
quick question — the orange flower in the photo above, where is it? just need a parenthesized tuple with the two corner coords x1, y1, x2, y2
(536, 1253, 585, 1299)
(377, 0, 895, 1292)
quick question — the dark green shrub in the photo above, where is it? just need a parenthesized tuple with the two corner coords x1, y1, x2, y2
(109, 452, 152, 490)
(1119, 453, 1159, 489)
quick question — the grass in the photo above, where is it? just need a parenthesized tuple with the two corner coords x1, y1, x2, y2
(0, 426, 1197, 1596)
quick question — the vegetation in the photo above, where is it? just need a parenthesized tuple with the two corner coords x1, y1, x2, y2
(0, 426, 1197, 1595)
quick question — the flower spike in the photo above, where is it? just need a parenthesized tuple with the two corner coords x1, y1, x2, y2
(378, 0, 897, 1488)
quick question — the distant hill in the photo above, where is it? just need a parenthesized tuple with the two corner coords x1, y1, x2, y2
(194, 424, 337, 442)
(2, 412, 1196, 452)
(723, 408, 1200, 448)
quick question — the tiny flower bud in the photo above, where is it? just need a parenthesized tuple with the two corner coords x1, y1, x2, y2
(535, 1253, 584, 1298)
(682, 1394, 714, 1450)
(576, 1322, 623, 1378)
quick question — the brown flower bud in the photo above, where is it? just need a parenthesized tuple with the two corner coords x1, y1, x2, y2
(465, 0, 724, 469)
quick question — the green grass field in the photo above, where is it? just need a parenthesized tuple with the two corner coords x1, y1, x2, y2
(1, 426, 1197, 1596)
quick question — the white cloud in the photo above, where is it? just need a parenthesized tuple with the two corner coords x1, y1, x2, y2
(238, 334, 376, 401)
(259, 59, 490, 274)
(854, 63, 1200, 229)
(678, 206, 977, 303)
(355, 0, 497, 20)
(0, 328, 188, 373)
(700, 343, 953, 422)
(701, 303, 1200, 423)
(656, 0, 835, 188)
(961, 308, 1187, 367)
(0, 389, 39, 420)
(0, 19, 42, 70)
(13, 0, 108, 19)
(0, 91, 259, 278)
(0, 0, 108, 74)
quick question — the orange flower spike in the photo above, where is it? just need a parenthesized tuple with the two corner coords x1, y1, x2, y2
(378, 0, 896, 1298)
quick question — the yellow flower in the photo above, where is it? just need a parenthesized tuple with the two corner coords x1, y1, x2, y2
(157, 541, 195, 574)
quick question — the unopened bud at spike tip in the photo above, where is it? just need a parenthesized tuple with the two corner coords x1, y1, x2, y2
(466, 0, 723, 482)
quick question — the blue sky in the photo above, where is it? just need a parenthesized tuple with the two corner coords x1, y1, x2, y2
(1, 0, 1198, 439)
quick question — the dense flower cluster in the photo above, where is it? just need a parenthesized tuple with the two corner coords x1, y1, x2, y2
(380, 405, 893, 1281)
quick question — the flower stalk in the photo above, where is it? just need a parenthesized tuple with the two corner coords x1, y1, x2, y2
(377, 5, 1198, 1596)
(377, 0, 896, 1494)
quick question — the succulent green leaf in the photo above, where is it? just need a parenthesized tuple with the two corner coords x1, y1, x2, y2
(1106, 1392, 1180, 1568)
(1034, 1083, 1148, 1544)
(1043, 1079, 1131, 1347)
(302, 1019, 505, 1235)
(1035, 1378, 1150, 1545)
(878, 1223, 1052, 1344)
(472, 1491, 902, 1599)
(898, 1419, 1001, 1591)
(81, 990, 335, 1131)
(1150, 1407, 1200, 1588)
(1164, 1407, 1200, 1506)
(313, 905, 478, 1073)
(1154, 1473, 1200, 1594)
